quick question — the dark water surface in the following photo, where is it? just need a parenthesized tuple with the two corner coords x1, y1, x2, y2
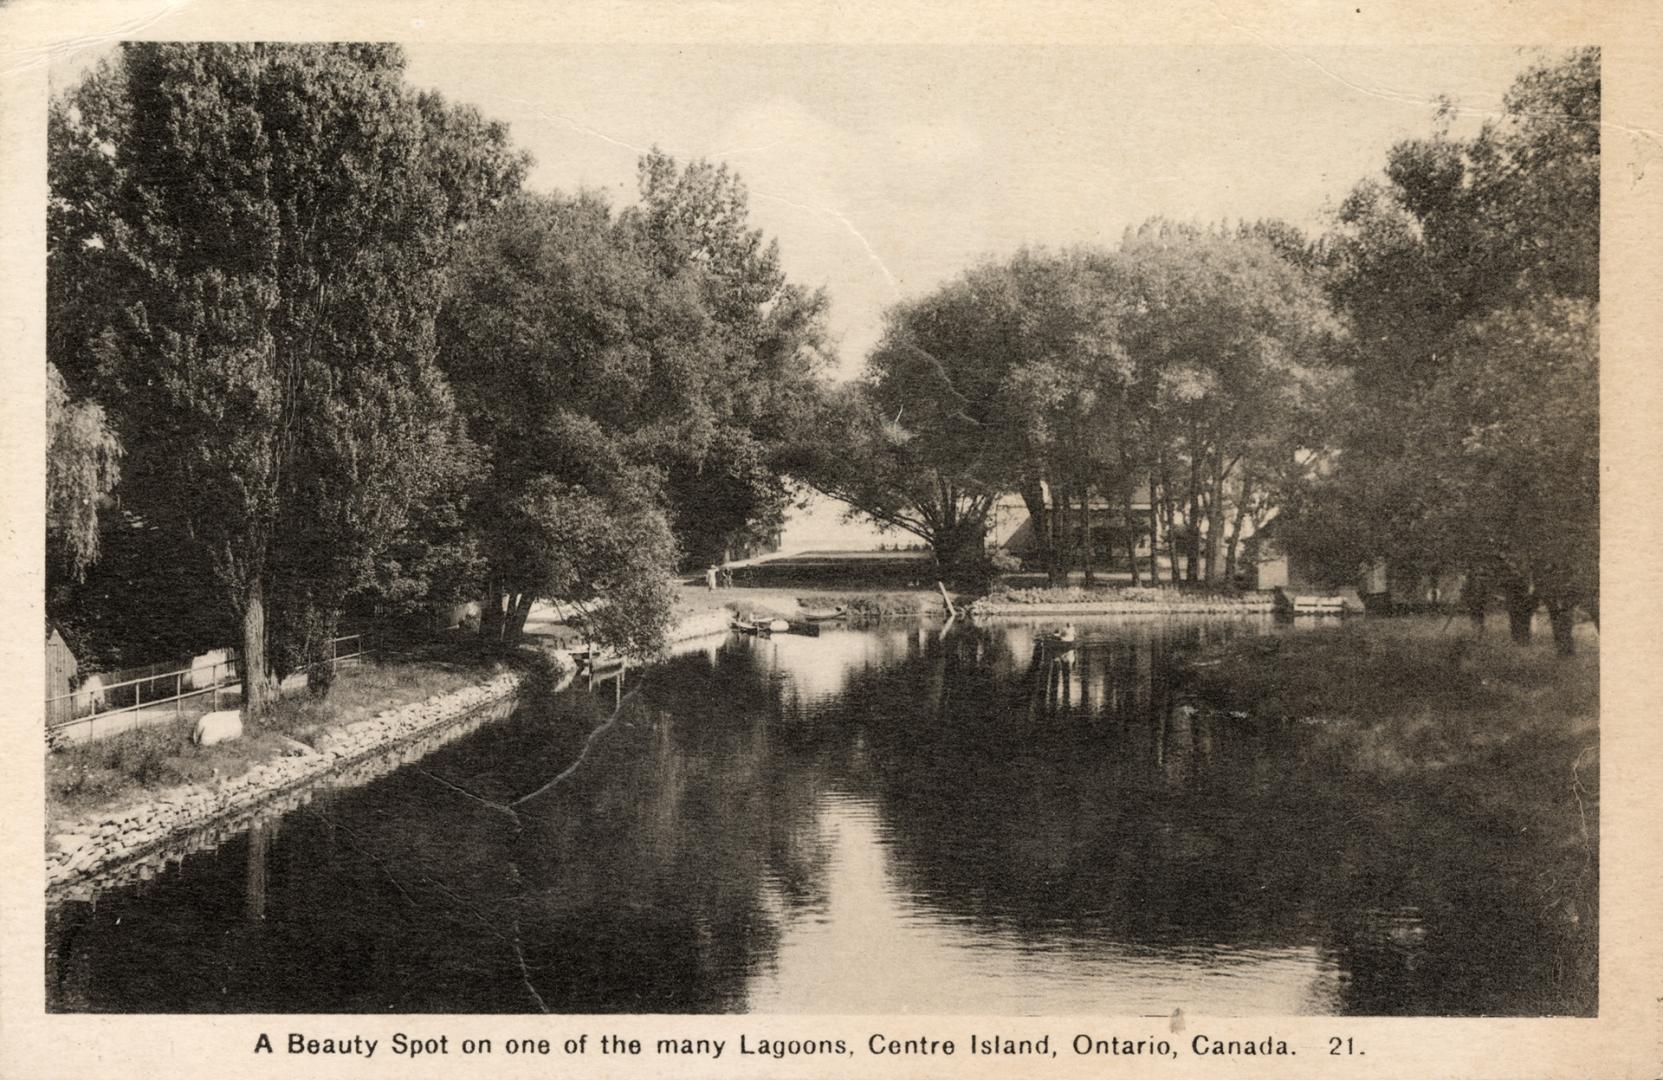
(47, 617, 1580, 1014)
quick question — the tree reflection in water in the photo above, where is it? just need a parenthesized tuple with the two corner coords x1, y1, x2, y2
(47, 617, 1591, 1016)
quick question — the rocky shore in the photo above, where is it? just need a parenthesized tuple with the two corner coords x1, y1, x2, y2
(46, 608, 736, 898)
(46, 665, 548, 897)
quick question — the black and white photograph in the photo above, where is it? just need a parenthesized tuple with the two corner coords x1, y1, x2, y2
(4, 3, 1660, 1077)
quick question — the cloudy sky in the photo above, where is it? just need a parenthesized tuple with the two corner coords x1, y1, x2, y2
(403, 43, 1536, 376)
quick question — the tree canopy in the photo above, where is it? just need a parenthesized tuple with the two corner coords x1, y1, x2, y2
(1288, 47, 1599, 651)
(798, 232, 1333, 587)
(49, 43, 526, 710)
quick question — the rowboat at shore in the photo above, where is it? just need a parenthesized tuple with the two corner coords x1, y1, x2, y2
(731, 617, 792, 636)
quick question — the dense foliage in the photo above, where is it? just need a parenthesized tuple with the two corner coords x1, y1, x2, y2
(803, 48, 1598, 656)
(48, 48, 828, 692)
(799, 230, 1334, 588)
(1286, 47, 1599, 652)
(44, 43, 1599, 712)
(50, 43, 522, 710)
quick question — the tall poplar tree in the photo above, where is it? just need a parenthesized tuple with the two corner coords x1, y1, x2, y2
(48, 43, 525, 714)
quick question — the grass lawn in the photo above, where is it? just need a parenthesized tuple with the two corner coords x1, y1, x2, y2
(1189, 615, 1600, 1007)
(46, 649, 515, 834)
(1190, 617, 1598, 772)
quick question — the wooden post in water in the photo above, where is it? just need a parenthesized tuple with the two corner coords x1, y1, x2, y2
(936, 581, 957, 618)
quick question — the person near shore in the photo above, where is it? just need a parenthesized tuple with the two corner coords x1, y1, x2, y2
(721, 564, 734, 588)
(706, 565, 718, 591)
(1059, 622, 1077, 643)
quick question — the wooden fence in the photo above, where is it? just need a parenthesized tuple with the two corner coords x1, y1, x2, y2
(46, 635, 365, 743)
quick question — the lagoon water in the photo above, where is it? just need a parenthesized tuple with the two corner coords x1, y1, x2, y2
(46, 617, 1583, 1014)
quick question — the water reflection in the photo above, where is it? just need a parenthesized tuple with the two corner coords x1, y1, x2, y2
(47, 617, 1586, 1016)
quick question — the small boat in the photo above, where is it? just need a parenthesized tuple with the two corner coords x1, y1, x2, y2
(1042, 624, 1079, 649)
(731, 618, 772, 636)
(799, 606, 848, 622)
(573, 648, 624, 671)
(1274, 591, 1347, 616)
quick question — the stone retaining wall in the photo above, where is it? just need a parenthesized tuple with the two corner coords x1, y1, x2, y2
(46, 666, 543, 897)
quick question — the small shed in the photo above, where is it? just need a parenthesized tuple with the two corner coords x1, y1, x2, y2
(46, 622, 80, 726)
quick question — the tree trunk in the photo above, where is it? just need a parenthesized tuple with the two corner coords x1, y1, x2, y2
(1080, 486, 1095, 586)
(1224, 474, 1251, 587)
(1161, 481, 1182, 584)
(1545, 597, 1576, 656)
(1205, 448, 1227, 585)
(505, 592, 535, 642)
(305, 607, 340, 697)
(1124, 484, 1141, 586)
(1504, 577, 1536, 645)
(1057, 483, 1076, 581)
(932, 519, 987, 586)
(1462, 566, 1488, 634)
(1020, 479, 1057, 587)
(1146, 476, 1162, 585)
(240, 577, 273, 722)
(479, 570, 505, 643)
(1185, 454, 1201, 583)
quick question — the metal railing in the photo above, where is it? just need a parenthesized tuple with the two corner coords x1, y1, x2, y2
(46, 634, 365, 742)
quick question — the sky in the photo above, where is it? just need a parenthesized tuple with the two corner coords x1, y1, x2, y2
(402, 43, 1538, 377)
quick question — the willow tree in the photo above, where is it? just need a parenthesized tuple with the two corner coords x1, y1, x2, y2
(45, 363, 122, 582)
(48, 43, 525, 714)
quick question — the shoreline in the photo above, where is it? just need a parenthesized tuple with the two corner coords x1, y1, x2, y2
(46, 604, 738, 897)
(45, 662, 554, 897)
(969, 596, 1276, 617)
(45, 597, 1266, 894)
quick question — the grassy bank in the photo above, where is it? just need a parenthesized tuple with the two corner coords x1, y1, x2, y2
(1188, 619, 1598, 770)
(1188, 618, 1599, 1006)
(47, 649, 518, 832)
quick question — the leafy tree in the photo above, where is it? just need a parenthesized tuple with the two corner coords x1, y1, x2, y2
(994, 249, 1137, 585)
(1298, 48, 1599, 651)
(620, 150, 833, 566)
(49, 43, 525, 714)
(796, 262, 1039, 581)
(438, 191, 703, 645)
(1109, 226, 1338, 584)
(441, 155, 831, 646)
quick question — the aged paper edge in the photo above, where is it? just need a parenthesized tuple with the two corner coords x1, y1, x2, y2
(1, 2, 1659, 1078)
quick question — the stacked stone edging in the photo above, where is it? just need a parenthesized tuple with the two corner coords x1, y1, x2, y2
(46, 666, 538, 895)
(969, 595, 1276, 617)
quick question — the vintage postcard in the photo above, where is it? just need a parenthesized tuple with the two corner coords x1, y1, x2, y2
(2, 1, 1659, 1077)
